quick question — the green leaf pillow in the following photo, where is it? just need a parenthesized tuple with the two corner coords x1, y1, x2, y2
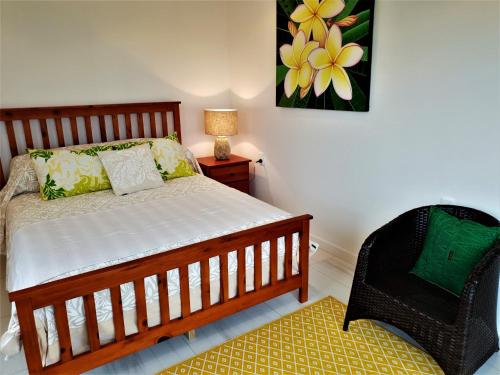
(29, 145, 114, 200)
(411, 207, 500, 295)
(116, 134, 196, 181)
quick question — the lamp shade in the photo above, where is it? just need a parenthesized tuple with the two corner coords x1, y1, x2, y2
(204, 109, 238, 136)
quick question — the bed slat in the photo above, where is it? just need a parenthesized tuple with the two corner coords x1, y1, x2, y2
(54, 117, 65, 147)
(134, 279, 147, 333)
(219, 253, 229, 303)
(110, 286, 125, 341)
(200, 259, 210, 310)
(23, 120, 34, 149)
(83, 294, 100, 352)
(161, 112, 168, 137)
(98, 115, 107, 142)
(111, 114, 120, 140)
(16, 300, 43, 373)
(137, 113, 145, 138)
(285, 234, 293, 279)
(124, 114, 133, 139)
(54, 301, 73, 362)
(69, 117, 79, 145)
(157, 272, 170, 325)
(84, 116, 93, 144)
(237, 248, 246, 297)
(149, 112, 157, 138)
(179, 266, 190, 318)
(6, 120, 19, 156)
(254, 243, 262, 291)
(40, 119, 51, 149)
(270, 238, 278, 285)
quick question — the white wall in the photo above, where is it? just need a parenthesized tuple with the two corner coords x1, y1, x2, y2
(228, 0, 500, 265)
(0, 0, 233, 156)
(1, 0, 499, 263)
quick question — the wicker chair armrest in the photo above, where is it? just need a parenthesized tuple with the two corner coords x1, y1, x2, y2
(352, 231, 379, 282)
(457, 243, 500, 323)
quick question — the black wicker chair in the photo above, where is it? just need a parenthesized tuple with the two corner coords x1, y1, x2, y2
(343, 205, 500, 375)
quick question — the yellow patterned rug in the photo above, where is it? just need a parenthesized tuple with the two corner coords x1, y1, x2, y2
(158, 296, 443, 374)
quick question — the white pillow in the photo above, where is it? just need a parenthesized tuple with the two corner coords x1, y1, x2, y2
(98, 144, 163, 196)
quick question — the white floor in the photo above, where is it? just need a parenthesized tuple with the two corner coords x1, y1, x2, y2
(1, 250, 499, 375)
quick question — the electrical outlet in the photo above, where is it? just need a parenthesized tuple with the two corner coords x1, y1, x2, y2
(256, 152, 265, 166)
(309, 241, 319, 253)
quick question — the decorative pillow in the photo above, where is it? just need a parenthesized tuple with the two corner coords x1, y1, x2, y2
(116, 135, 196, 180)
(150, 138, 196, 180)
(411, 206, 500, 295)
(9, 154, 40, 196)
(29, 145, 113, 200)
(98, 144, 164, 196)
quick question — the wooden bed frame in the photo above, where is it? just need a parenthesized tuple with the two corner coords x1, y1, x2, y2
(0, 102, 312, 374)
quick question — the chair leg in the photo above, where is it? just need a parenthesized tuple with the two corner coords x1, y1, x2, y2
(343, 318, 350, 331)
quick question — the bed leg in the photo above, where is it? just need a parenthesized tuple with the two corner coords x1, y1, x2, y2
(298, 219, 310, 304)
(185, 329, 196, 341)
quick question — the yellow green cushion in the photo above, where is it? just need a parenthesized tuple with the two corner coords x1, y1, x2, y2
(411, 207, 499, 295)
(29, 146, 113, 200)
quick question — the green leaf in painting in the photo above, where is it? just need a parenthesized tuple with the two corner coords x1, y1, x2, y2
(277, 0, 297, 18)
(296, 88, 312, 108)
(333, 0, 359, 22)
(347, 73, 368, 111)
(276, 65, 288, 86)
(361, 46, 369, 61)
(342, 20, 369, 44)
(355, 9, 371, 24)
(278, 89, 299, 107)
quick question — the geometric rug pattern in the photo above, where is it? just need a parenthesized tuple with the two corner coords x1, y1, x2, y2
(157, 296, 444, 374)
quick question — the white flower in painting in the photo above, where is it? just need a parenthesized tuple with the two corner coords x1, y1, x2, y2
(291, 0, 345, 47)
(308, 24, 364, 99)
(46, 151, 80, 190)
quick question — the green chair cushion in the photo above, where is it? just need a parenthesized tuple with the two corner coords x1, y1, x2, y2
(411, 206, 499, 296)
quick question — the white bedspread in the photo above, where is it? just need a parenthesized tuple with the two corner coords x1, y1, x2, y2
(7, 174, 291, 292)
(1, 175, 307, 365)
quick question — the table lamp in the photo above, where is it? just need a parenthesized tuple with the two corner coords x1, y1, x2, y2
(204, 109, 238, 160)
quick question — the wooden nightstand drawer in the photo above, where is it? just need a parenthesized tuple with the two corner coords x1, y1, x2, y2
(209, 164, 249, 183)
(197, 155, 251, 194)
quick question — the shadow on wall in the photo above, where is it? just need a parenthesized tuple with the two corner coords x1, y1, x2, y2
(0, 34, 233, 165)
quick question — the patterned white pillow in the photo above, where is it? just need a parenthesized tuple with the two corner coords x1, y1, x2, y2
(98, 144, 164, 196)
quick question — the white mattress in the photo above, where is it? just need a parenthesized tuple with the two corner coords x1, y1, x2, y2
(1, 175, 306, 366)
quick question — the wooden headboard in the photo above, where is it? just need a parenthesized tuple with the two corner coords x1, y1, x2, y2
(0, 101, 182, 189)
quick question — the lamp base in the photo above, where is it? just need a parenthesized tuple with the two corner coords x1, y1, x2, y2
(214, 136, 231, 160)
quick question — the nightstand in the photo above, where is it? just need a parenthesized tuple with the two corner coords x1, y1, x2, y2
(197, 155, 251, 194)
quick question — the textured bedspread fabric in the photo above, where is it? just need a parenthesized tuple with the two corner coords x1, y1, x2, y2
(0, 174, 303, 366)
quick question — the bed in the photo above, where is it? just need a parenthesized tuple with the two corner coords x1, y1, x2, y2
(0, 102, 312, 374)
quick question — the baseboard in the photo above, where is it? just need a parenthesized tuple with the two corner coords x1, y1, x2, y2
(311, 234, 357, 272)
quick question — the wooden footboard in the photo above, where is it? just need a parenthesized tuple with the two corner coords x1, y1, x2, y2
(9, 214, 312, 374)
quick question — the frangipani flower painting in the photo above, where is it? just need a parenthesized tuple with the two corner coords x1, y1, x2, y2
(277, 0, 375, 111)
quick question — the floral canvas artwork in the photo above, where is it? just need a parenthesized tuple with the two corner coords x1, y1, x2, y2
(277, 0, 375, 111)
